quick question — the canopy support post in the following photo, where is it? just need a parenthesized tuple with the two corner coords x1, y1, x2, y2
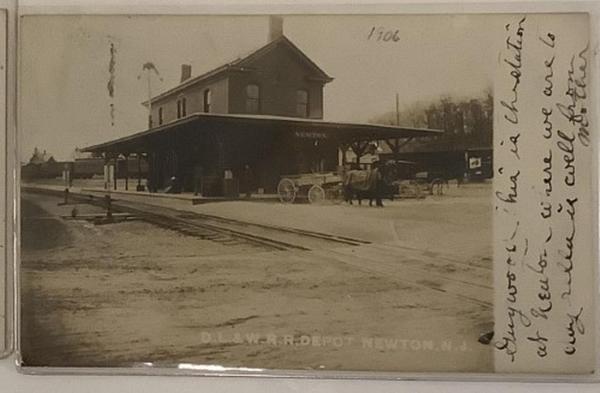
(123, 153, 130, 191)
(103, 153, 110, 190)
(137, 154, 143, 191)
(113, 156, 118, 190)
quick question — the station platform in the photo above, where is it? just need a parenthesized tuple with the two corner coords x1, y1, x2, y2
(22, 183, 280, 205)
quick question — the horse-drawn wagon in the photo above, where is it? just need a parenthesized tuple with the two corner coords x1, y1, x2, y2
(276, 160, 450, 205)
(277, 172, 343, 204)
(382, 160, 450, 196)
(276, 166, 399, 205)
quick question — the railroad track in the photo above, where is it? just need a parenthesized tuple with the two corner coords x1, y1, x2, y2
(111, 199, 372, 251)
(112, 202, 311, 251)
(103, 198, 494, 308)
(22, 187, 371, 251)
(23, 187, 491, 308)
(174, 211, 370, 246)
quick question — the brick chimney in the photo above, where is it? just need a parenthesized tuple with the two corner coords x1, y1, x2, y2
(268, 15, 284, 41)
(180, 64, 192, 83)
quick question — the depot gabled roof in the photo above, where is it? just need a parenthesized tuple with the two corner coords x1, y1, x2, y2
(143, 35, 334, 106)
(83, 112, 443, 154)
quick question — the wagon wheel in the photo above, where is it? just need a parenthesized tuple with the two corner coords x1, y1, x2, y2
(278, 178, 297, 203)
(308, 184, 326, 204)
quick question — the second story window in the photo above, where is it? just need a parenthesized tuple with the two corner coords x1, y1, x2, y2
(177, 97, 187, 119)
(296, 89, 309, 118)
(158, 107, 164, 125)
(203, 89, 211, 113)
(245, 84, 260, 114)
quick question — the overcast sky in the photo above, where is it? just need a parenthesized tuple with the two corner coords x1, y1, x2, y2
(20, 14, 503, 160)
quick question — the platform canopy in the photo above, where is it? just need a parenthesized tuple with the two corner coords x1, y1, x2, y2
(83, 112, 442, 155)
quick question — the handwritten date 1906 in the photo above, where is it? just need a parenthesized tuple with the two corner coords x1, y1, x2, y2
(367, 27, 400, 42)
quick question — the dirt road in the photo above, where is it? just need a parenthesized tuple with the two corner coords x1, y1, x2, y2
(20, 188, 493, 373)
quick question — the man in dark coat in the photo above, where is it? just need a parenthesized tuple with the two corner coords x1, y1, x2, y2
(240, 164, 255, 199)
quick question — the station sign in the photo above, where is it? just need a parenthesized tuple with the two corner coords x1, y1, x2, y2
(294, 130, 328, 139)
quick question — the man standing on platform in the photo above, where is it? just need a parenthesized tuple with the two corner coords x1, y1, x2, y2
(240, 164, 255, 199)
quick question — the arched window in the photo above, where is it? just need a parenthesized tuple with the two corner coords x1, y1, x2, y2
(245, 84, 260, 114)
(203, 89, 212, 113)
(296, 89, 309, 118)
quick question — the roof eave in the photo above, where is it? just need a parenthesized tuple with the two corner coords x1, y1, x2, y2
(307, 75, 334, 83)
(82, 114, 202, 153)
(141, 65, 232, 106)
(141, 35, 334, 107)
(82, 113, 442, 153)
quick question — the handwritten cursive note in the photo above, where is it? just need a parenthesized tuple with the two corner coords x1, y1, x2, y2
(0, 9, 6, 353)
(0, 10, 10, 354)
(494, 14, 595, 373)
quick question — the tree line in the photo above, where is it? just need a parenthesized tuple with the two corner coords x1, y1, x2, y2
(370, 89, 493, 153)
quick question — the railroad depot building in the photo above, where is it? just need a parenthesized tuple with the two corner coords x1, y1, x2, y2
(84, 18, 440, 196)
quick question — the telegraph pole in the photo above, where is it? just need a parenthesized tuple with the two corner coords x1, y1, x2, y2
(396, 92, 400, 126)
(146, 67, 152, 128)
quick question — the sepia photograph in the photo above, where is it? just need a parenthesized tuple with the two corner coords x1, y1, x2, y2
(0, 7, 7, 358)
(17, 12, 595, 375)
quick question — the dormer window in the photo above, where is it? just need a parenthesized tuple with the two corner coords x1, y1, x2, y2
(296, 89, 309, 118)
(245, 84, 260, 114)
(177, 96, 187, 119)
(203, 89, 211, 113)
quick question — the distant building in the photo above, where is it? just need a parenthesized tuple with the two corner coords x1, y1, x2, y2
(22, 148, 65, 180)
(28, 148, 53, 165)
(380, 97, 493, 180)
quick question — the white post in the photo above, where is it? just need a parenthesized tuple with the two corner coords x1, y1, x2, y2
(103, 165, 109, 190)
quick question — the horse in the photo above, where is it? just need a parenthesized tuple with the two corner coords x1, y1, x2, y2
(342, 167, 384, 207)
